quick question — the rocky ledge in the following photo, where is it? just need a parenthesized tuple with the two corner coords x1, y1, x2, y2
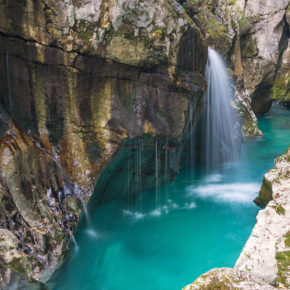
(184, 146, 290, 289)
(183, 268, 275, 290)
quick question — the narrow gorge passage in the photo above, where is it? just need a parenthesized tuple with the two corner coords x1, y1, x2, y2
(0, 0, 289, 288)
(47, 107, 290, 290)
(46, 49, 290, 290)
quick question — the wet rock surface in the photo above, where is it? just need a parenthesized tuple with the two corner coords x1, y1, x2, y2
(180, 0, 289, 134)
(0, 116, 83, 288)
(0, 0, 207, 286)
(0, 0, 288, 287)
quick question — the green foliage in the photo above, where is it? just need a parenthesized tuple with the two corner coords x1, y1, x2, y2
(206, 17, 227, 39)
(276, 249, 290, 288)
(237, 15, 250, 26)
(182, 0, 228, 41)
(284, 232, 290, 247)
(274, 203, 286, 215)
(184, 0, 203, 7)
(247, 40, 255, 56)
(272, 76, 290, 102)
(9, 257, 27, 276)
(152, 29, 163, 37)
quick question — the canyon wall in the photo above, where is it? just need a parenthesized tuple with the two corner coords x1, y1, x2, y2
(0, 0, 288, 287)
(0, 0, 208, 287)
(180, 0, 289, 135)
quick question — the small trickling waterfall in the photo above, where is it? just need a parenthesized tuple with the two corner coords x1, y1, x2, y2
(164, 138, 169, 196)
(202, 48, 240, 172)
(155, 139, 159, 208)
(78, 196, 98, 238)
(136, 138, 143, 214)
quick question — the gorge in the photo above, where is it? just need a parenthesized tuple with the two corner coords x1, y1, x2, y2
(0, 0, 289, 289)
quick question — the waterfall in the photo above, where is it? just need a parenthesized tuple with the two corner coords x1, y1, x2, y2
(164, 138, 169, 195)
(77, 195, 98, 238)
(203, 48, 240, 173)
(136, 138, 143, 216)
(79, 197, 91, 224)
(127, 142, 132, 209)
(189, 101, 197, 175)
(155, 138, 159, 208)
(70, 233, 79, 252)
(189, 103, 194, 168)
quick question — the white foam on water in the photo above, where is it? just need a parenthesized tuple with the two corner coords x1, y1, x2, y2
(86, 229, 101, 239)
(184, 202, 197, 209)
(206, 173, 223, 183)
(123, 210, 145, 220)
(166, 199, 179, 209)
(150, 208, 162, 216)
(187, 182, 260, 203)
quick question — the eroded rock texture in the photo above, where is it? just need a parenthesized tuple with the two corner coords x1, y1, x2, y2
(180, 0, 289, 135)
(0, 111, 83, 288)
(235, 147, 290, 288)
(241, 0, 289, 116)
(0, 0, 207, 286)
(183, 268, 275, 290)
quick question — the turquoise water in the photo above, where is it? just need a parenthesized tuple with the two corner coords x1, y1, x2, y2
(49, 107, 290, 290)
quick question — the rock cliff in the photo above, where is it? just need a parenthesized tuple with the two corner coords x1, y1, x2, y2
(235, 147, 290, 288)
(180, 0, 289, 135)
(0, 0, 288, 288)
(0, 0, 207, 287)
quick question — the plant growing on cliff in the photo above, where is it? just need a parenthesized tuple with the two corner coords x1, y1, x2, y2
(206, 17, 227, 39)
(237, 15, 250, 26)
(152, 29, 163, 37)
(272, 202, 286, 215)
(272, 76, 290, 103)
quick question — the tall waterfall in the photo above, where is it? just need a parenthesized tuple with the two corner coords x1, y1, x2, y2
(203, 48, 240, 172)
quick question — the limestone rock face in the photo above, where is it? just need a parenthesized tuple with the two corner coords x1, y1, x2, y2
(183, 268, 275, 289)
(0, 0, 207, 193)
(0, 113, 83, 289)
(241, 0, 289, 115)
(235, 147, 290, 288)
(0, 0, 207, 286)
(180, 0, 260, 136)
(180, 0, 289, 134)
(255, 147, 290, 207)
(0, 0, 205, 69)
